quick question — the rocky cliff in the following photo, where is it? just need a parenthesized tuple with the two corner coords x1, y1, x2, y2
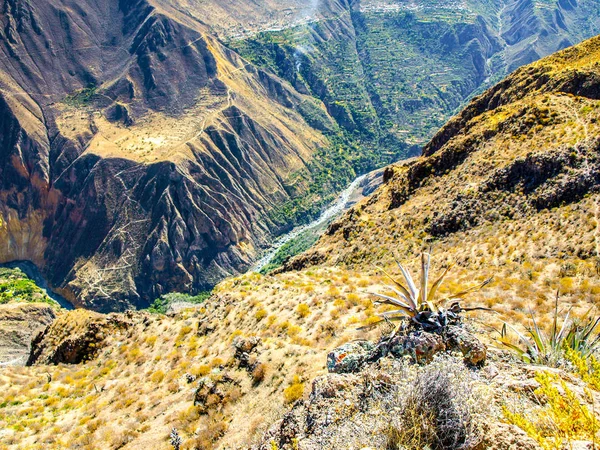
(0, 0, 343, 311)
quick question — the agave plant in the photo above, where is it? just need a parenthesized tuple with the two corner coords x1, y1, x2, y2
(364, 252, 492, 336)
(565, 313, 600, 357)
(499, 293, 600, 366)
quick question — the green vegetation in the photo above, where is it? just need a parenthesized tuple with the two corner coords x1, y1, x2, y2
(268, 137, 358, 227)
(230, 6, 496, 157)
(230, 8, 503, 227)
(147, 291, 212, 314)
(499, 295, 600, 367)
(259, 229, 321, 274)
(63, 85, 97, 107)
(504, 371, 599, 450)
(232, 0, 600, 231)
(0, 268, 58, 307)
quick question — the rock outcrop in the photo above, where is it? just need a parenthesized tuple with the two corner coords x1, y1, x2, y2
(0, 303, 56, 366)
(27, 310, 133, 365)
(253, 354, 543, 450)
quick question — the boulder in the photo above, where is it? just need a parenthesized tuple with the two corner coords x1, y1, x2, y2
(446, 325, 487, 366)
(327, 341, 375, 374)
(233, 336, 261, 370)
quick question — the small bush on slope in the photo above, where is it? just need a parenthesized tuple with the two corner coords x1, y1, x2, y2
(386, 358, 488, 450)
(504, 371, 598, 450)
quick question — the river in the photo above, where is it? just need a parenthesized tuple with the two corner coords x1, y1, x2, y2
(253, 174, 370, 272)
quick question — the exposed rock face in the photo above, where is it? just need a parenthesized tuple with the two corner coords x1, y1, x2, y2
(447, 326, 488, 366)
(232, 336, 262, 371)
(194, 373, 240, 414)
(476, 423, 540, 450)
(0, 0, 336, 311)
(0, 303, 56, 366)
(286, 34, 600, 275)
(328, 323, 487, 373)
(326, 340, 374, 374)
(27, 309, 132, 365)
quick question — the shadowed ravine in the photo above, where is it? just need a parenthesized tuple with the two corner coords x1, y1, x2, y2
(252, 174, 370, 272)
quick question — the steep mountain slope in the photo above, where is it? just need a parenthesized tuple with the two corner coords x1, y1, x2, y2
(1, 0, 599, 313)
(4, 31, 600, 450)
(290, 33, 600, 323)
(0, 0, 348, 311)
(232, 0, 600, 153)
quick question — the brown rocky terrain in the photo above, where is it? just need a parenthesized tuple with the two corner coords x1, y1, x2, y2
(0, 0, 341, 311)
(4, 34, 600, 450)
(2, 0, 600, 312)
(0, 303, 55, 367)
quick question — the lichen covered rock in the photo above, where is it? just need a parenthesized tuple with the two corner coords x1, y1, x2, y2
(446, 325, 487, 366)
(327, 341, 375, 374)
(390, 331, 447, 363)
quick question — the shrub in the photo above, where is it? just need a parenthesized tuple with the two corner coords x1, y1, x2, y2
(251, 363, 267, 385)
(194, 411, 228, 450)
(150, 370, 165, 383)
(296, 304, 310, 318)
(566, 348, 600, 391)
(283, 376, 304, 404)
(503, 371, 598, 449)
(255, 308, 267, 321)
(397, 361, 484, 450)
(170, 428, 182, 450)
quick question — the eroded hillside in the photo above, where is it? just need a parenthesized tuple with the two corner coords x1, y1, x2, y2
(232, 0, 600, 151)
(290, 33, 600, 326)
(1, 0, 599, 312)
(0, 0, 349, 311)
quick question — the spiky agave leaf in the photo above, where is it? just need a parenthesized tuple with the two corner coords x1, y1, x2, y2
(370, 292, 413, 313)
(498, 322, 537, 361)
(376, 266, 413, 304)
(395, 258, 419, 310)
(367, 253, 491, 336)
(420, 252, 430, 310)
(378, 309, 410, 319)
(565, 310, 600, 356)
(526, 307, 549, 358)
(427, 264, 453, 310)
(497, 300, 588, 366)
(440, 277, 493, 304)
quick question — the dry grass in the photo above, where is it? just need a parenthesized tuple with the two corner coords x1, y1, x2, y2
(0, 267, 387, 449)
